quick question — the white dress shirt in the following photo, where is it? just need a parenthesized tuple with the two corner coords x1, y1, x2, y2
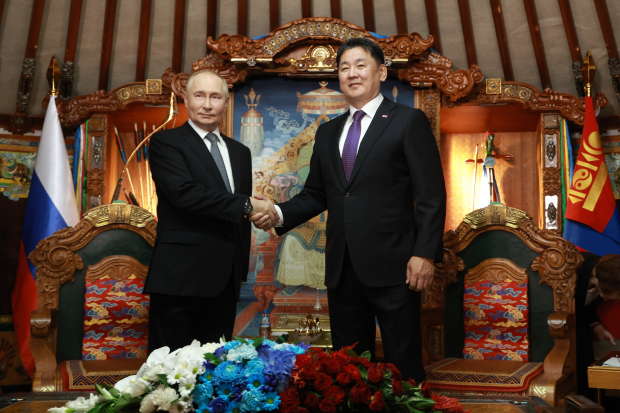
(188, 118, 235, 193)
(274, 93, 384, 225)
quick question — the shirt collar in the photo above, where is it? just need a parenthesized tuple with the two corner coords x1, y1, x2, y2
(348, 93, 384, 121)
(188, 119, 221, 142)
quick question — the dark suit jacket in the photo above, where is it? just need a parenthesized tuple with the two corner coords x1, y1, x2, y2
(276, 97, 446, 288)
(144, 121, 252, 299)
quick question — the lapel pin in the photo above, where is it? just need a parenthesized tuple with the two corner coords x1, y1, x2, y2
(382, 115, 388, 118)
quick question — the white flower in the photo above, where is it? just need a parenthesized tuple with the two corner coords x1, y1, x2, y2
(140, 394, 157, 413)
(144, 364, 165, 382)
(227, 343, 257, 362)
(114, 375, 136, 395)
(65, 395, 98, 412)
(201, 341, 220, 354)
(151, 384, 179, 411)
(131, 377, 151, 398)
(47, 408, 67, 413)
(136, 346, 171, 379)
(178, 374, 197, 398)
(99, 387, 114, 401)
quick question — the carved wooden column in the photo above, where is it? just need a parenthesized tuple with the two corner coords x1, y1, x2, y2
(414, 87, 441, 147)
(87, 115, 107, 211)
(540, 113, 562, 233)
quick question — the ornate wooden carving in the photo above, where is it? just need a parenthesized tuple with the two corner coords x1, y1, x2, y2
(416, 88, 441, 145)
(442, 205, 583, 313)
(448, 81, 608, 125)
(542, 168, 562, 195)
(86, 255, 148, 282)
(206, 17, 433, 63)
(464, 258, 528, 285)
(86, 168, 105, 196)
(400, 51, 483, 102)
(426, 249, 464, 309)
(28, 204, 156, 312)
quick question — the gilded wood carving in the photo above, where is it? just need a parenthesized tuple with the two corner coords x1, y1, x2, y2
(426, 249, 464, 309)
(448, 81, 608, 125)
(86, 255, 148, 282)
(464, 258, 528, 285)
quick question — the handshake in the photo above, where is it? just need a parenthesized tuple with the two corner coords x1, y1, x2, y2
(246, 195, 280, 231)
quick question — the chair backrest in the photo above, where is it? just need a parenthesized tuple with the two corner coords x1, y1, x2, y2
(29, 203, 156, 364)
(425, 204, 583, 363)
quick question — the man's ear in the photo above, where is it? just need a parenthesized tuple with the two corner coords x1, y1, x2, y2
(379, 64, 388, 81)
(183, 93, 188, 107)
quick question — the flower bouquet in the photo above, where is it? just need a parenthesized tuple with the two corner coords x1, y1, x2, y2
(49, 338, 468, 413)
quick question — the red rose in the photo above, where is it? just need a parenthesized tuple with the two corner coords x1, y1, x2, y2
(392, 379, 403, 397)
(304, 393, 320, 410)
(386, 363, 402, 381)
(279, 388, 300, 413)
(350, 382, 371, 404)
(420, 381, 431, 398)
(343, 364, 361, 381)
(431, 392, 466, 413)
(369, 391, 384, 412)
(301, 364, 319, 380)
(314, 373, 333, 391)
(295, 354, 312, 368)
(407, 378, 417, 387)
(367, 365, 384, 383)
(333, 349, 350, 365)
(336, 369, 352, 385)
(322, 357, 341, 375)
(321, 386, 345, 404)
(360, 358, 373, 368)
(297, 409, 309, 413)
(319, 398, 336, 413)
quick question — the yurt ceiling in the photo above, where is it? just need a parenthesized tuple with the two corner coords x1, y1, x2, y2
(0, 0, 619, 127)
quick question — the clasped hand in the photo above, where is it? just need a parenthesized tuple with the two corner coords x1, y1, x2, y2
(247, 195, 279, 230)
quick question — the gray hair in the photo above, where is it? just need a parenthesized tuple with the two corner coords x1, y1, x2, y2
(185, 69, 229, 100)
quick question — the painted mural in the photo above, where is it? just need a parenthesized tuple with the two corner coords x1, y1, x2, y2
(230, 77, 415, 336)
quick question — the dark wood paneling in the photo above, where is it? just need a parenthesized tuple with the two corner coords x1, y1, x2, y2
(24, 0, 46, 59)
(64, 0, 83, 62)
(98, 0, 117, 91)
(457, 0, 476, 66)
(489, 0, 514, 81)
(207, 0, 217, 40)
(330, 0, 341, 19)
(237, 0, 248, 37)
(424, 0, 441, 53)
(301, 0, 311, 18)
(270, 0, 279, 31)
(136, 0, 152, 82)
(362, 0, 374, 32)
(172, 0, 186, 73)
(394, 0, 407, 34)
(523, 0, 551, 89)
(557, 0, 581, 62)
(593, 0, 619, 59)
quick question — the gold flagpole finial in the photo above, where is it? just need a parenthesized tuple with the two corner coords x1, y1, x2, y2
(46, 55, 61, 97)
(581, 50, 596, 97)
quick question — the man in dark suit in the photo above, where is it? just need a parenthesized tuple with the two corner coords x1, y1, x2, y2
(253, 38, 446, 382)
(145, 70, 276, 353)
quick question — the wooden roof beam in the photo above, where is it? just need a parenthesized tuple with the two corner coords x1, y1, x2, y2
(330, 0, 341, 19)
(237, 0, 248, 37)
(458, 0, 477, 67)
(523, 0, 552, 89)
(424, 0, 441, 53)
(270, 0, 279, 32)
(173, 0, 187, 73)
(557, 0, 584, 97)
(99, 0, 117, 91)
(61, 0, 83, 100)
(489, 0, 513, 81)
(207, 0, 217, 40)
(593, 0, 619, 59)
(394, 0, 407, 34)
(302, 0, 311, 18)
(362, 0, 375, 33)
(136, 0, 152, 82)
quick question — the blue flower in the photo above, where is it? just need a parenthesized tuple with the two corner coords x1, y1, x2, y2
(196, 403, 210, 413)
(216, 383, 236, 398)
(246, 374, 265, 390)
(262, 392, 281, 411)
(227, 344, 258, 363)
(214, 361, 245, 384)
(209, 396, 230, 413)
(224, 341, 241, 351)
(193, 383, 215, 405)
(200, 368, 217, 383)
(244, 359, 265, 377)
(214, 346, 228, 361)
(239, 389, 265, 413)
(227, 399, 242, 413)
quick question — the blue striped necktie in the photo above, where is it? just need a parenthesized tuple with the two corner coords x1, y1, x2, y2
(206, 132, 232, 193)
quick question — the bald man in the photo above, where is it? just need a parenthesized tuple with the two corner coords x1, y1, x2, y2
(145, 70, 276, 352)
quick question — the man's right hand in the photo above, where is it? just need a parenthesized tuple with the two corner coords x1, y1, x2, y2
(248, 195, 278, 230)
(592, 323, 617, 345)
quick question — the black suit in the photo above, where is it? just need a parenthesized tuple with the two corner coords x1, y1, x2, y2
(145, 121, 252, 352)
(276, 97, 446, 381)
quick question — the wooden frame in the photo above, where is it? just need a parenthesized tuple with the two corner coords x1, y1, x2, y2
(423, 204, 583, 406)
(28, 204, 156, 391)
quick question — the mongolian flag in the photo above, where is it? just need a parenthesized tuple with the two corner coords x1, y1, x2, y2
(12, 96, 79, 376)
(564, 96, 620, 254)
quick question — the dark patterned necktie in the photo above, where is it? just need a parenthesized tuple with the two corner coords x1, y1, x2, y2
(342, 110, 366, 182)
(206, 133, 232, 193)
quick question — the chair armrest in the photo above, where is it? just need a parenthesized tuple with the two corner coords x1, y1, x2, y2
(544, 312, 575, 375)
(548, 312, 574, 339)
(30, 308, 57, 380)
(565, 394, 604, 413)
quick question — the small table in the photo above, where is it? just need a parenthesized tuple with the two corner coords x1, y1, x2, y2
(587, 350, 620, 403)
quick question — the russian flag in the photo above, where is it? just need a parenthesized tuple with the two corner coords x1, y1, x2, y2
(564, 96, 620, 255)
(12, 96, 79, 377)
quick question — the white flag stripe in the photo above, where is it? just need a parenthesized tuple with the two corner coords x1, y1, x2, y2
(35, 96, 79, 227)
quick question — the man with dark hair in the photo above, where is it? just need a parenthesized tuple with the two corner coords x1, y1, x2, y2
(253, 38, 446, 382)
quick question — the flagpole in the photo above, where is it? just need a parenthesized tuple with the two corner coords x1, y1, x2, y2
(471, 145, 478, 211)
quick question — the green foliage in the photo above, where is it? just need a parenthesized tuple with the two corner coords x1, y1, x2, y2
(156, 373, 170, 387)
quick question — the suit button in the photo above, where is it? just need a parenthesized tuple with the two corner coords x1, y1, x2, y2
(345, 192, 350, 198)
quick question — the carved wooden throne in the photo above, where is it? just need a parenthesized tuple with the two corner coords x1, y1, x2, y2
(28, 204, 156, 392)
(422, 204, 583, 406)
